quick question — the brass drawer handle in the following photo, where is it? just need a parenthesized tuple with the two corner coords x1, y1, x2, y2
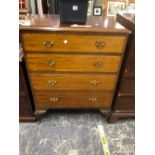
(89, 97, 97, 102)
(50, 97, 59, 103)
(45, 60, 55, 66)
(95, 41, 105, 49)
(92, 61, 103, 68)
(44, 40, 54, 48)
(90, 80, 100, 86)
(48, 80, 57, 86)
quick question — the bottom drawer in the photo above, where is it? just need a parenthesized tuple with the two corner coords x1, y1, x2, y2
(34, 91, 113, 109)
(114, 95, 135, 112)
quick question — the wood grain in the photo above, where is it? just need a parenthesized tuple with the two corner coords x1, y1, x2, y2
(19, 61, 36, 122)
(34, 91, 113, 109)
(119, 77, 135, 94)
(22, 32, 126, 53)
(30, 73, 116, 91)
(109, 13, 135, 122)
(20, 15, 129, 119)
(26, 53, 121, 73)
(19, 15, 129, 34)
(114, 95, 135, 112)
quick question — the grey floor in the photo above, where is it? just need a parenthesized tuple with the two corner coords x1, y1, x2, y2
(19, 110, 135, 155)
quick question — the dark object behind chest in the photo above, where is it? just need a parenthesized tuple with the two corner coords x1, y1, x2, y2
(59, 0, 88, 24)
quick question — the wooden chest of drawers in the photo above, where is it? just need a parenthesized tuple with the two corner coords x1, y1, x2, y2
(109, 13, 135, 122)
(20, 15, 129, 119)
(19, 60, 36, 122)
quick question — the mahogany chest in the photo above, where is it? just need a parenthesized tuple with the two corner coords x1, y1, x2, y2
(20, 15, 129, 119)
(109, 13, 135, 122)
(19, 60, 36, 122)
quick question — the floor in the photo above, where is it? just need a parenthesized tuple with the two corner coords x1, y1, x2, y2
(19, 110, 135, 155)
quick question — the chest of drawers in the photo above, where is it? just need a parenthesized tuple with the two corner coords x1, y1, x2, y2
(19, 59, 36, 122)
(20, 15, 129, 119)
(109, 13, 135, 122)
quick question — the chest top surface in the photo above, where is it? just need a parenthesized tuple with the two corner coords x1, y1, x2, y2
(19, 15, 129, 34)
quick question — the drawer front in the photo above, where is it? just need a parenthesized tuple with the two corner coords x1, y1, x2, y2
(119, 77, 135, 94)
(26, 54, 121, 73)
(34, 91, 113, 109)
(114, 95, 135, 112)
(22, 33, 126, 53)
(30, 73, 116, 91)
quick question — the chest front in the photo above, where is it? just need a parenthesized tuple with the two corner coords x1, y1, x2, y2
(20, 15, 129, 119)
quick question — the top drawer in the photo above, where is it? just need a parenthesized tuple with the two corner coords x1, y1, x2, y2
(22, 32, 127, 53)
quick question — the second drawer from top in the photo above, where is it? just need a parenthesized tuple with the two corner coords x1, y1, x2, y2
(26, 54, 121, 73)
